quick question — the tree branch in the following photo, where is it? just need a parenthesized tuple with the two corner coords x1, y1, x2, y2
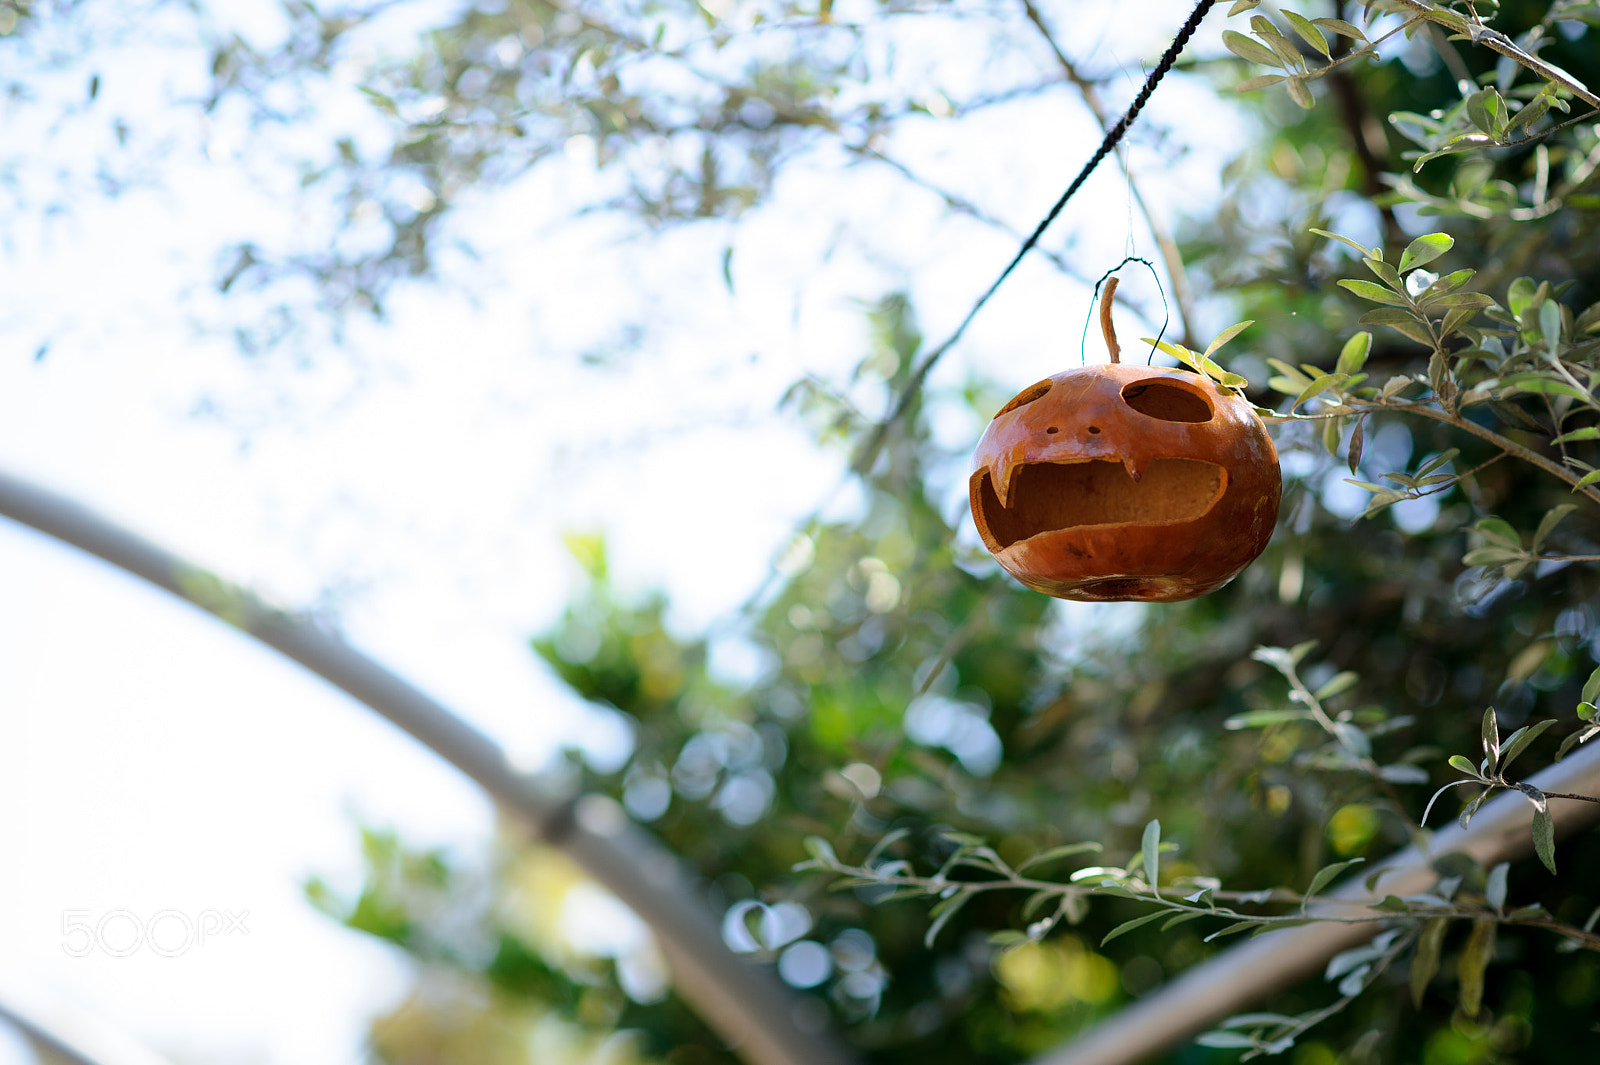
(1392, 0, 1600, 109)
(1357, 397, 1600, 505)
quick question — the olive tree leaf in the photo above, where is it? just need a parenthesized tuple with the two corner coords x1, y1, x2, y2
(1142, 819, 1162, 897)
(1223, 28, 1283, 67)
(1411, 917, 1448, 1007)
(924, 887, 974, 947)
(1235, 74, 1288, 91)
(1282, 10, 1329, 56)
(1303, 857, 1364, 909)
(1486, 862, 1510, 913)
(1284, 75, 1313, 109)
(1482, 706, 1501, 770)
(1204, 320, 1254, 359)
(1498, 718, 1557, 775)
(1311, 17, 1366, 41)
(1336, 331, 1372, 375)
(1017, 841, 1103, 871)
(1398, 233, 1454, 275)
(1339, 279, 1413, 306)
(1100, 907, 1170, 946)
(1458, 919, 1496, 1017)
(1517, 785, 1557, 874)
(1311, 227, 1379, 258)
(1347, 415, 1366, 473)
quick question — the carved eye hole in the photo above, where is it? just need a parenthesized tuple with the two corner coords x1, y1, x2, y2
(1121, 379, 1213, 422)
(993, 380, 1052, 419)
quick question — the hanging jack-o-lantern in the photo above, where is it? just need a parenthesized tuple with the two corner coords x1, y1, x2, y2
(969, 283, 1281, 602)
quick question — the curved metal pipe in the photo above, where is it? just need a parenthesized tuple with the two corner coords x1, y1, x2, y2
(1033, 739, 1600, 1065)
(0, 467, 855, 1065)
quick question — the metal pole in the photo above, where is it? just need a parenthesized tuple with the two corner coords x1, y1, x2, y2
(1032, 740, 1600, 1065)
(0, 467, 856, 1065)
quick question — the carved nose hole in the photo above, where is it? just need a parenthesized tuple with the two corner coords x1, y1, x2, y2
(1046, 427, 1059, 434)
(1087, 426, 1101, 434)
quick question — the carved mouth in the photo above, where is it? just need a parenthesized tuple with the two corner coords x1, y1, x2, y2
(973, 458, 1227, 550)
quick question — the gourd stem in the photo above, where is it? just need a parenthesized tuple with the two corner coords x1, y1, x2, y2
(1100, 276, 1121, 363)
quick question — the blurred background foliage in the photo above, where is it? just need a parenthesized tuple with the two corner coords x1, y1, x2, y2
(221, 0, 1600, 1060)
(8, 0, 1600, 1061)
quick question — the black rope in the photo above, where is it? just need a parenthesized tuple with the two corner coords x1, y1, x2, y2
(849, 0, 1217, 476)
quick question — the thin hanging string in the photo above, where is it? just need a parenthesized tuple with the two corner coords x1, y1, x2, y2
(849, 0, 1217, 477)
(1078, 257, 1170, 366)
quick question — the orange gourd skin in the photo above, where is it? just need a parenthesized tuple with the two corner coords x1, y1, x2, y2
(969, 364, 1281, 602)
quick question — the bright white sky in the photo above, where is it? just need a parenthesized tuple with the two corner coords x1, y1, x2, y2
(0, 1, 1255, 1062)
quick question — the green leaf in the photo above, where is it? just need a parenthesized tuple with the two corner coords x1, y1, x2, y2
(1448, 754, 1480, 777)
(1204, 320, 1255, 359)
(1101, 907, 1170, 946)
(1304, 857, 1364, 904)
(1541, 298, 1564, 357)
(1411, 917, 1448, 1007)
(1336, 331, 1372, 375)
(1284, 76, 1313, 109)
(1018, 841, 1103, 871)
(1222, 28, 1284, 67)
(1498, 719, 1556, 775)
(1557, 727, 1597, 762)
(1482, 706, 1501, 766)
(1311, 228, 1378, 258)
(1486, 862, 1509, 912)
(1458, 919, 1496, 1017)
(1293, 372, 1350, 410)
(1283, 10, 1329, 56)
(1224, 708, 1311, 728)
(1161, 910, 1207, 931)
(1364, 257, 1406, 292)
(1465, 89, 1506, 140)
(1311, 17, 1366, 41)
(1356, 307, 1423, 327)
(1416, 268, 1475, 302)
(802, 836, 838, 866)
(1576, 469, 1600, 491)
(1314, 672, 1360, 701)
(1204, 920, 1265, 942)
(1524, 788, 1556, 874)
(1398, 233, 1455, 275)
(1235, 74, 1288, 91)
(925, 887, 974, 946)
(1227, 0, 1261, 14)
(1552, 427, 1600, 445)
(1250, 16, 1305, 69)
(1195, 1031, 1260, 1049)
(1532, 504, 1577, 552)
(1347, 415, 1365, 474)
(1142, 819, 1162, 897)
(1425, 292, 1494, 310)
(1583, 666, 1600, 707)
(1020, 890, 1057, 920)
(1508, 93, 1552, 132)
(1340, 279, 1412, 306)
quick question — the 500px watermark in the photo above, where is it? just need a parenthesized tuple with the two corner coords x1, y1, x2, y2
(62, 909, 249, 958)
